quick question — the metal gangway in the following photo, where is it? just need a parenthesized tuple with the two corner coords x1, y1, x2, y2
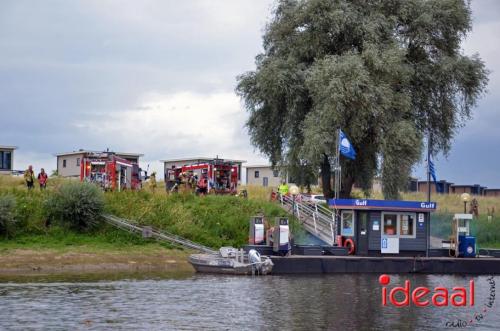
(102, 214, 216, 254)
(278, 195, 337, 246)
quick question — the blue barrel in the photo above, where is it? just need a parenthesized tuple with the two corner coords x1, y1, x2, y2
(458, 235, 476, 257)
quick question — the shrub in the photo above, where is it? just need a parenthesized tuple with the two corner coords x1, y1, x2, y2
(0, 194, 16, 237)
(45, 182, 104, 231)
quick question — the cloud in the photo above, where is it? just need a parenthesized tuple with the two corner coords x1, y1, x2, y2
(1, 0, 500, 187)
(0, 0, 273, 174)
(70, 91, 266, 173)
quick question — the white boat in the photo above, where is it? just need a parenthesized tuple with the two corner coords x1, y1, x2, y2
(189, 247, 273, 275)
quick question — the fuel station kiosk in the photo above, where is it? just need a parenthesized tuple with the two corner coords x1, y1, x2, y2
(329, 199, 437, 257)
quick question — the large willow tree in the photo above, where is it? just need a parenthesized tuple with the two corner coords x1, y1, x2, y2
(237, 0, 488, 199)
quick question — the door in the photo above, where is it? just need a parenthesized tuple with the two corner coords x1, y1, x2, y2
(357, 212, 369, 255)
(263, 177, 269, 187)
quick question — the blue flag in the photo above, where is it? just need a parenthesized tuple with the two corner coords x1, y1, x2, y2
(429, 157, 439, 192)
(429, 159, 437, 182)
(339, 130, 356, 160)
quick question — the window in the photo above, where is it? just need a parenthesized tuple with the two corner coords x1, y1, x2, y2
(0, 151, 12, 170)
(399, 214, 415, 238)
(273, 170, 279, 177)
(76, 158, 80, 166)
(254, 170, 259, 178)
(383, 214, 398, 236)
(341, 211, 354, 236)
(382, 212, 416, 238)
(63, 159, 67, 168)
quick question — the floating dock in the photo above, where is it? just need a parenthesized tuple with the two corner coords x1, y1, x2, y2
(269, 255, 500, 275)
(244, 245, 500, 275)
(251, 197, 500, 274)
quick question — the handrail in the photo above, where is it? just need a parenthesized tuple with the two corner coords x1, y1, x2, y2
(102, 214, 217, 254)
(278, 194, 336, 245)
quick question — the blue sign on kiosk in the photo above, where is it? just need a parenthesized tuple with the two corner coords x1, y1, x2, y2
(328, 199, 437, 257)
(329, 199, 436, 211)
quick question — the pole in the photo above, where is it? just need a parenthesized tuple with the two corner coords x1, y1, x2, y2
(334, 128, 341, 200)
(427, 134, 431, 203)
(426, 133, 431, 257)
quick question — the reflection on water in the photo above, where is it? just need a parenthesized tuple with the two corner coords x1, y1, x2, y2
(0, 274, 498, 330)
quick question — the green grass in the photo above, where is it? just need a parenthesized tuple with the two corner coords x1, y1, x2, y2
(4, 175, 500, 250)
(368, 190, 500, 215)
(0, 226, 153, 251)
(0, 177, 302, 250)
(104, 190, 304, 248)
(430, 211, 500, 248)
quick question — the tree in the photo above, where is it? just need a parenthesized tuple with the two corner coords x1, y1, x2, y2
(236, 0, 488, 199)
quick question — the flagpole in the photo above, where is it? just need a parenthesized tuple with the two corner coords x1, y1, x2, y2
(427, 134, 431, 203)
(426, 133, 432, 258)
(335, 128, 341, 200)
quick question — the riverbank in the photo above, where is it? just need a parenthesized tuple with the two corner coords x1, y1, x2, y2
(0, 224, 195, 278)
(0, 178, 300, 278)
(0, 245, 193, 279)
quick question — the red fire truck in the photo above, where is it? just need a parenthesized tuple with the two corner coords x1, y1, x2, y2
(165, 159, 239, 194)
(80, 152, 143, 191)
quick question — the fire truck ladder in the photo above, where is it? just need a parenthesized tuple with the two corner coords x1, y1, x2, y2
(278, 195, 337, 246)
(102, 214, 216, 254)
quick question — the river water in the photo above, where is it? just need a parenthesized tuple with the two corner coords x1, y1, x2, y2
(0, 274, 497, 330)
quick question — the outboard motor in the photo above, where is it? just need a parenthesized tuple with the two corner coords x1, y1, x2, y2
(249, 249, 263, 275)
(248, 249, 262, 264)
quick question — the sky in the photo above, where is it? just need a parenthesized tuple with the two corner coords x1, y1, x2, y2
(0, 0, 499, 187)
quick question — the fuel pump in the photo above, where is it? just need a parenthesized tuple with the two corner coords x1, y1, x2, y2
(249, 216, 265, 245)
(273, 217, 290, 256)
(450, 213, 476, 258)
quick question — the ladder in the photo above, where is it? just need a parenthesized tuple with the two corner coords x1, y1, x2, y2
(102, 214, 217, 254)
(278, 195, 337, 246)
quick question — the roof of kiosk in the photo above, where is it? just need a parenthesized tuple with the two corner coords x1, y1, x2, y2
(328, 199, 437, 212)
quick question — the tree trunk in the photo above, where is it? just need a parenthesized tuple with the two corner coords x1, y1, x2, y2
(320, 154, 333, 199)
(341, 174, 355, 199)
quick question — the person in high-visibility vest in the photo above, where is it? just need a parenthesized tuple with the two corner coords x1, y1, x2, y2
(278, 181, 289, 196)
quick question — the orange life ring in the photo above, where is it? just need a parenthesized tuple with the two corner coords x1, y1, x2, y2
(344, 238, 355, 255)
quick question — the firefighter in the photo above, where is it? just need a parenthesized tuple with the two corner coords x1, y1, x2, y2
(180, 172, 189, 193)
(24, 165, 36, 190)
(149, 171, 157, 192)
(37, 168, 48, 190)
(197, 175, 208, 195)
(166, 165, 176, 191)
(188, 174, 197, 191)
(278, 181, 289, 196)
(171, 173, 181, 193)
